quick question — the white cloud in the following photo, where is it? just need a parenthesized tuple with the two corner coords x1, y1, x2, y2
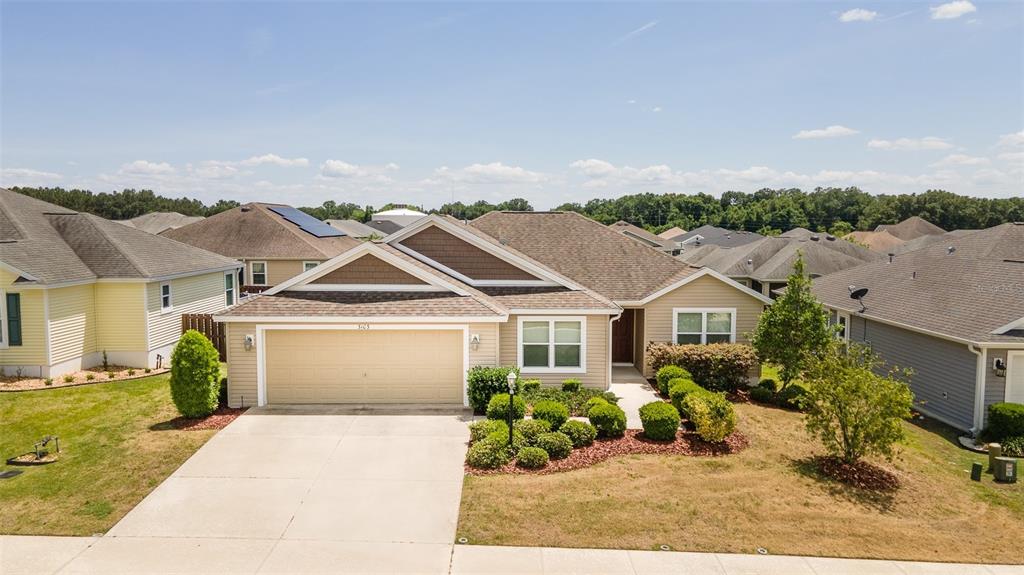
(627, 99, 636, 105)
(192, 162, 241, 179)
(433, 162, 547, 184)
(867, 137, 953, 151)
(238, 153, 309, 168)
(319, 159, 395, 183)
(611, 20, 659, 46)
(997, 151, 1024, 163)
(930, 154, 990, 167)
(118, 160, 175, 175)
(839, 9, 878, 22)
(996, 130, 1024, 149)
(652, 106, 662, 113)
(792, 125, 860, 140)
(0, 168, 63, 185)
(320, 160, 363, 178)
(930, 0, 977, 20)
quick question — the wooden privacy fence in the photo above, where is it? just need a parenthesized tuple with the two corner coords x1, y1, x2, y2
(181, 313, 226, 361)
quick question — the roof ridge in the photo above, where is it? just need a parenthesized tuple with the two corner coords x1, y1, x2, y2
(59, 213, 147, 278)
(0, 190, 29, 241)
(564, 210, 692, 270)
(375, 244, 509, 316)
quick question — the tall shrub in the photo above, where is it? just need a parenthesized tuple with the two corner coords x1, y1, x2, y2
(169, 330, 221, 418)
(467, 366, 520, 413)
(646, 342, 757, 392)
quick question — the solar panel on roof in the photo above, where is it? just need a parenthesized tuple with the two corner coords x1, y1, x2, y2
(268, 206, 346, 238)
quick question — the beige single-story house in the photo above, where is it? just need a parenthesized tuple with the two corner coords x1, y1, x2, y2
(216, 212, 769, 407)
(0, 189, 241, 377)
(163, 203, 360, 290)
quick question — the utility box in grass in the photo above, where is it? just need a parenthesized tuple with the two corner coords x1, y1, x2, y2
(993, 457, 1017, 483)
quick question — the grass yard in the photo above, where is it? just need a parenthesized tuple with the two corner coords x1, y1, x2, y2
(457, 401, 1024, 564)
(0, 374, 217, 535)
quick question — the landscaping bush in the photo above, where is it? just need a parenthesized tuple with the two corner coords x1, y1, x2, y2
(466, 437, 512, 469)
(683, 392, 736, 442)
(776, 383, 809, 411)
(588, 402, 627, 438)
(985, 403, 1024, 441)
(559, 420, 597, 447)
(486, 430, 527, 453)
(668, 377, 706, 416)
(486, 393, 526, 421)
(218, 377, 228, 407)
(516, 446, 549, 469)
(532, 400, 570, 429)
(758, 378, 777, 391)
(646, 342, 757, 392)
(1001, 436, 1024, 457)
(536, 431, 574, 459)
(583, 396, 610, 417)
(169, 330, 221, 418)
(523, 387, 618, 416)
(656, 365, 691, 396)
(521, 378, 542, 392)
(561, 378, 582, 392)
(749, 386, 774, 404)
(467, 366, 520, 413)
(514, 419, 551, 445)
(470, 419, 509, 443)
(639, 401, 681, 441)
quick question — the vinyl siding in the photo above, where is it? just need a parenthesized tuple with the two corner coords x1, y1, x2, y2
(147, 272, 228, 351)
(0, 277, 47, 366)
(498, 315, 609, 389)
(469, 322, 499, 367)
(47, 284, 98, 364)
(639, 274, 765, 377)
(848, 316, 977, 431)
(244, 259, 308, 287)
(95, 284, 146, 351)
(311, 255, 425, 285)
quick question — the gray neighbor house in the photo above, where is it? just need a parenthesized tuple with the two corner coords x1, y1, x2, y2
(812, 223, 1024, 434)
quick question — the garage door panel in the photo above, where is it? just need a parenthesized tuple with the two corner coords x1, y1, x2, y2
(265, 329, 464, 404)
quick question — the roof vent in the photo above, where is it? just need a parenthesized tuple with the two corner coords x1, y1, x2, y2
(888, 253, 894, 263)
(746, 258, 753, 266)
(810, 234, 820, 241)
(240, 206, 251, 212)
(947, 246, 956, 254)
(826, 234, 835, 241)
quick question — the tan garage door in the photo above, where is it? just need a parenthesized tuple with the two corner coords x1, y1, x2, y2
(264, 329, 464, 404)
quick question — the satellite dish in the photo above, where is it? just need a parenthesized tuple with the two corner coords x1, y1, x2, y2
(850, 287, 868, 300)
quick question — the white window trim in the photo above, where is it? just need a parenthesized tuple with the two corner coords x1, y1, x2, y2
(224, 272, 236, 306)
(671, 307, 736, 345)
(0, 288, 7, 349)
(837, 311, 850, 342)
(250, 261, 268, 286)
(302, 261, 320, 272)
(1007, 351, 1024, 404)
(516, 315, 587, 374)
(160, 282, 173, 313)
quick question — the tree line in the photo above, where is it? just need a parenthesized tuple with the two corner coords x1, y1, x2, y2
(9, 186, 1023, 233)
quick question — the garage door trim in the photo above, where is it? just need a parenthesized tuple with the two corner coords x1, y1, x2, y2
(255, 324, 469, 407)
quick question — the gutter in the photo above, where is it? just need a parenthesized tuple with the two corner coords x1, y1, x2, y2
(968, 344, 987, 435)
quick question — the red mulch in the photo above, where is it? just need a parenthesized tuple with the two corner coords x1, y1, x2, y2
(170, 407, 248, 431)
(816, 456, 900, 491)
(466, 429, 749, 475)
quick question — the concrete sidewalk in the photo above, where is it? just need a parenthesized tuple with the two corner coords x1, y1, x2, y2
(3, 536, 1021, 574)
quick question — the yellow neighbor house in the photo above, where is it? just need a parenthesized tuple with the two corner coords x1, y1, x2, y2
(0, 189, 242, 378)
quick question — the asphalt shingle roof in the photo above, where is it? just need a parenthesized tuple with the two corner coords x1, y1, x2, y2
(116, 212, 204, 235)
(220, 291, 499, 317)
(671, 225, 764, 248)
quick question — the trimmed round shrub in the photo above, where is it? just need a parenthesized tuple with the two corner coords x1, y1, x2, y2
(986, 403, 1024, 441)
(532, 400, 570, 430)
(776, 384, 809, 411)
(521, 378, 542, 392)
(470, 419, 509, 443)
(486, 393, 526, 421)
(485, 429, 527, 453)
(514, 418, 552, 445)
(559, 420, 597, 447)
(1001, 436, 1024, 458)
(656, 365, 691, 396)
(683, 392, 737, 443)
(466, 437, 511, 469)
(516, 446, 550, 469)
(757, 378, 777, 391)
(169, 330, 221, 418)
(749, 386, 774, 404)
(583, 396, 610, 417)
(588, 402, 627, 438)
(561, 378, 582, 392)
(639, 401, 681, 441)
(467, 366, 520, 413)
(536, 431, 574, 459)
(668, 378, 706, 417)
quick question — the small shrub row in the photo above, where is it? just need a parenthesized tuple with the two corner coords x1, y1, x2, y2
(587, 399, 626, 438)
(467, 417, 594, 470)
(646, 342, 757, 392)
(516, 446, 549, 469)
(985, 403, 1024, 441)
(467, 366, 520, 413)
(683, 392, 737, 442)
(655, 365, 691, 396)
(522, 387, 618, 416)
(747, 378, 809, 411)
(668, 377, 705, 416)
(559, 420, 597, 447)
(486, 393, 526, 421)
(536, 432, 573, 459)
(532, 400, 570, 429)
(639, 401, 680, 441)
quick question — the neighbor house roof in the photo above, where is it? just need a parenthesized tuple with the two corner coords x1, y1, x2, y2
(364, 219, 404, 235)
(672, 224, 764, 248)
(469, 211, 702, 301)
(608, 221, 674, 250)
(844, 230, 905, 252)
(116, 212, 204, 235)
(373, 207, 427, 228)
(892, 229, 977, 255)
(162, 203, 360, 260)
(812, 223, 1024, 345)
(0, 188, 240, 285)
(657, 226, 687, 240)
(874, 216, 946, 241)
(325, 219, 385, 238)
(217, 291, 498, 318)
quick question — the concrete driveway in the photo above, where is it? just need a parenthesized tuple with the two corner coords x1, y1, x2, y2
(67, 407, 471, 573)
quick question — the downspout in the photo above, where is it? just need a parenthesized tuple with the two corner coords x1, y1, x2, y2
(968, 344, 986, 436)
(608, 312, 622, 390)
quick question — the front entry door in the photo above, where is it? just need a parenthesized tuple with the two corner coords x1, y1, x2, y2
(612, 309, 635, 363)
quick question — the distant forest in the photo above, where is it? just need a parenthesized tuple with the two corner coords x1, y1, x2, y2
(9, 186, 1024, 235)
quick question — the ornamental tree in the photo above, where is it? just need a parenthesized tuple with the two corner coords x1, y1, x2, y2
(169, 330, 221, 418)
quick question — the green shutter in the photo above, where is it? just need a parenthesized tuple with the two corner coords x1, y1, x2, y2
(6, 293, 21, 346)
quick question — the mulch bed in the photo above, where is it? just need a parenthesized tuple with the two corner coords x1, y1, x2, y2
(816, 455, 900, 491)
(466, 429, 749, 475)
(0, 367, 169, 392)
(168, 407, 248, 431)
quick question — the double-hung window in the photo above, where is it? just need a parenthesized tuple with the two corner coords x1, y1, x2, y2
(672, 308, 735, 344)
(829, 310, 849, 341)
(225, 272, 235, 306)
(518, 317, 585, 373)
(160, 282, 172, 311)
(250, 261, 267, 286)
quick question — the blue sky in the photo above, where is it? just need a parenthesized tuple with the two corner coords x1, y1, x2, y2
(1, 1, 1021, 209)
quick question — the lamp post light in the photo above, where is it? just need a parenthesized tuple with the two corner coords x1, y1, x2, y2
(506, 371, 517, 448)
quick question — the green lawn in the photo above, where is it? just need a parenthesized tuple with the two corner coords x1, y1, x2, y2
(0, 374, 217, 535)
